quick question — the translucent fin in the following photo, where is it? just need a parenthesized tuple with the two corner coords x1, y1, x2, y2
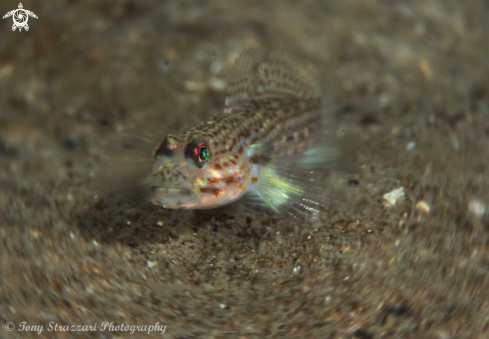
(90, 105, 177, 206)
(223, 50, 257, 113)
(253, 119, 356, 218)
(194, 192, 266, 216)
(224, 50, 320, 113)
(90, 57, 191, 208)
(91, 127, 154, 206)
(256, 51, 321, 101)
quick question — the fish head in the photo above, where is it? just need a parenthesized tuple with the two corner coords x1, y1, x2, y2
(151, 134, 243, 209)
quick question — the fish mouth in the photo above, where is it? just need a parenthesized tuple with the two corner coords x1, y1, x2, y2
(151, 186, 199, 209)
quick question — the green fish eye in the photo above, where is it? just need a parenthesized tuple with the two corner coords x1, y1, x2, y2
(184, 138, 210, 168)
(198, 145, 209, 162)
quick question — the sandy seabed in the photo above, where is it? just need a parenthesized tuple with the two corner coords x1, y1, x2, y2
(1, 1, 489, 338)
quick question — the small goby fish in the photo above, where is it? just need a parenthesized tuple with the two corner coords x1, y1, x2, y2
(150, 50, 347, 217)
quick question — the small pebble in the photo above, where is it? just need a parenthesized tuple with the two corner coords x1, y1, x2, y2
(202, 283, 216, 293)
(379, 93, 390, 107)
(0, 63, 14, 79)
(348, 179, 360, 186)
(406, 141, 416, 151)
(418, 58, 433, 80)
(146, 261, 158, 268)
(185, 80, 205, 92)
(415, 200, 430, 214)
(208, 77, 226, 91)
(468, 199, 486, 218)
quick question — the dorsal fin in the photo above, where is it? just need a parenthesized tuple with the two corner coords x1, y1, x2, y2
(256, 51, 321, 101)
(223, 50, 321, 113)
(223, 50, 257, 113)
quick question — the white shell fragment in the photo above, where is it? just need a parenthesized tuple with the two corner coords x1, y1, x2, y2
(383, 187, 405, 206)
(146, 261, 158, 268)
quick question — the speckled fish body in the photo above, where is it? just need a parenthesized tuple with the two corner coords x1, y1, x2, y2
(151, 50, 345, 217)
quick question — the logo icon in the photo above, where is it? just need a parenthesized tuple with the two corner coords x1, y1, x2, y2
(3, 3, 38, 32)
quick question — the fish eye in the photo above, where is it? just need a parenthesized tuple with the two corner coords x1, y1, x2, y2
(198, 145, 209, 162)
(185, 137, 211, 168)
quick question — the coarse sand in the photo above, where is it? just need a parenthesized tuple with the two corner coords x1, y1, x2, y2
(1, 1, 489, 338)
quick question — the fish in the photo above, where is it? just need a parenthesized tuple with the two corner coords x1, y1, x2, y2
(95, 50, 353, 218)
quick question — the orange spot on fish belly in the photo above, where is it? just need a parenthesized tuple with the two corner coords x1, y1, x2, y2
(200, 187, 223, 197)
(251, 177, 258, 184)
(222, 176, 235, 185)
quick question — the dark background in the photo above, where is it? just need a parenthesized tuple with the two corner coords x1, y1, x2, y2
(1, 0, 489, 338)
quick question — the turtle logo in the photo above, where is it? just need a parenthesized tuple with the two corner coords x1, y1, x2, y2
(3, 3, 38, 32)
